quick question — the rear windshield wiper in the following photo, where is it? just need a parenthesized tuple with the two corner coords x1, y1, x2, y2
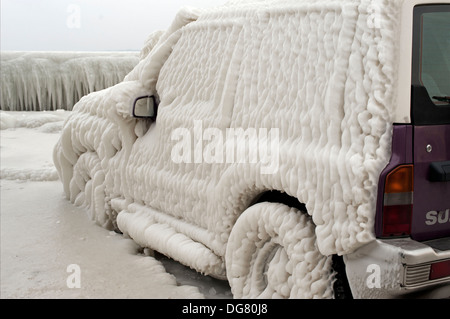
(432, 96, 450, 103)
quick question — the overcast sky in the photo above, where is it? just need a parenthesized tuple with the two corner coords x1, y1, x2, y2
(1, 0, 228, 51)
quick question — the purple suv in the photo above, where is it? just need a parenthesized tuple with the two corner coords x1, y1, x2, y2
(345, 4, 450, 298)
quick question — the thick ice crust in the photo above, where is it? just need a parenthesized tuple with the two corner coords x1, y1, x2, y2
(226, 202, 334, 298)
(54, 1, 402, 278)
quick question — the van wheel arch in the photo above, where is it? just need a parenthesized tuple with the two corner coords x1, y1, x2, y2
(233, 190, 353, 299)
(249, 190, 307, 212)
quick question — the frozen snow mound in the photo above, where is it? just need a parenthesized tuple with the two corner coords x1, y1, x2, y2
(1, 51, 139, 111)
(1, 110, 69, 182)
(54, 0, 402, 293)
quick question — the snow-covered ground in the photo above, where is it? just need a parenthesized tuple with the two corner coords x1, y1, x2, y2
(0, 110, 232, 299)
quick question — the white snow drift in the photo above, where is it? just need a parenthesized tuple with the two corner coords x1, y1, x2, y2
(54, 0, 404, 298)
(1, 51, 139, 112)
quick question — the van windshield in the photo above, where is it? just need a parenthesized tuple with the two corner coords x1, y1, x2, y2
(419, 12, 450, 105)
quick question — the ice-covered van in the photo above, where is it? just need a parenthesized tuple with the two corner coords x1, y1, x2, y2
(53, 0, 450, 298)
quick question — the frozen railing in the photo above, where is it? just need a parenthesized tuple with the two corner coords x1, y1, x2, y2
(1, 51, 139, 111)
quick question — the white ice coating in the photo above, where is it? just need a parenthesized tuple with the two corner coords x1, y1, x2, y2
(1, 51, 139, 111)
(226, 202, 334, 298)
(1, 110, 69, 182)
(54, 0, 403, 295)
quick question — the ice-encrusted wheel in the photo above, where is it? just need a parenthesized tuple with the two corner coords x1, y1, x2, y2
(225, 202, 336, 299)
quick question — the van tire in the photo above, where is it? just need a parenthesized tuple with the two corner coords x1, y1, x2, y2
(332, 255, 353, 299)
(225, 202, 335, 298)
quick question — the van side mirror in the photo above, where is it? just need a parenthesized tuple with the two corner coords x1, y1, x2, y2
(132, 96, 158, 120)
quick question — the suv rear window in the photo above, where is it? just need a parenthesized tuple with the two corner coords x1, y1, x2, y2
(411, 5, 450, 125)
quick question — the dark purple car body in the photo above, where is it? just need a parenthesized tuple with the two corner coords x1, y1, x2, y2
(375, 124, 450, 241)
(413, 125, 450, 241)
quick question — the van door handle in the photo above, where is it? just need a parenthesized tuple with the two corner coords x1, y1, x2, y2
(429, 161, 450, 182)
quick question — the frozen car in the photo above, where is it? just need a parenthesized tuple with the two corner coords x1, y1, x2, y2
(54, 0, 450, 298)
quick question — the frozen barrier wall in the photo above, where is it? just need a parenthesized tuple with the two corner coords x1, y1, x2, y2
(0, 51, 139, 111)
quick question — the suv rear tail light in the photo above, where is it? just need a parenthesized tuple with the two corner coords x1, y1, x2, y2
(382, 165, 414, 237)
(429, 260, 450, 281)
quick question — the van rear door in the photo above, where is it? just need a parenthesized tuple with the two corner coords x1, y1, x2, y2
(410, 5, 450, 241)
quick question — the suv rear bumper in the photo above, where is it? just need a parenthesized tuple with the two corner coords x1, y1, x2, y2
(344, 238, 450, 299)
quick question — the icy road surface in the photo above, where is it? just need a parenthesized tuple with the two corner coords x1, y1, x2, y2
(0, 110, 232, 299)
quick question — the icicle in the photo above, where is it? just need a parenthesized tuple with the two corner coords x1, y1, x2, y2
(0, 51, 139, 111)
